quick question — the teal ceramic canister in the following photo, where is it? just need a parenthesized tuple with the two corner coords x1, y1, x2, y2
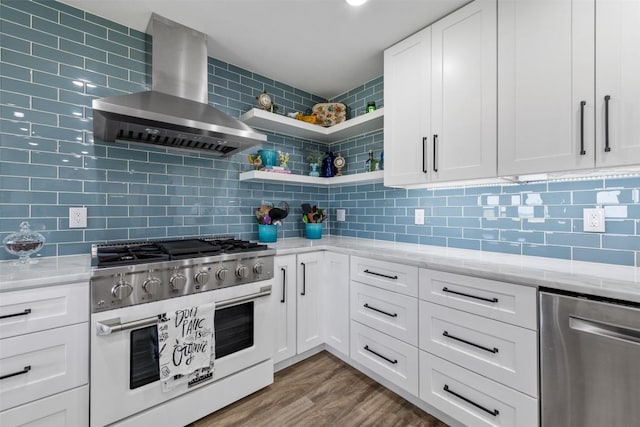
(305, 223, 323, 239)
(258, 224, 277, 242)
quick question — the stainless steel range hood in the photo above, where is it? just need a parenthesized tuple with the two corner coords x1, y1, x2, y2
(92, 14, 266, 156)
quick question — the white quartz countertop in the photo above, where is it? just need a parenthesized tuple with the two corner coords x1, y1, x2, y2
(1, 237, 638, 303)
(0, 254, 91, 292)
(269, 236, 640, 303)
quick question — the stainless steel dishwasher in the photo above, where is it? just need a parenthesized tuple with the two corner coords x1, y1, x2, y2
(540, 290, 640, 427)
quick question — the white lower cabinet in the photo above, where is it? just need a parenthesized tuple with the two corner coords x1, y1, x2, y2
(297, 252, 325, 353)
(0, 385, 88, 427)
(350, 321, 419, 395)
(323, 252, 349, 356)
(420, 352, 538, 427)
(273, 255, 297, 364)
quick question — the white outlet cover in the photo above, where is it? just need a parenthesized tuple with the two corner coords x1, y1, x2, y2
(336, 209, 346, 222)
(583, 208, 605, 233)
(414, 209, 424, 225)
(69, 207, 87, 228)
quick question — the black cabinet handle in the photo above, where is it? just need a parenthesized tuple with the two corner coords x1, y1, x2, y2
(0, 308, 31, 320)
(442, 287, 498, 303)
(443, 331, 498, 354)
(0, 365, 31, 381)
(280, 267, 286, 303)
(364, 345, 398, 364)
(580, 101, 586, 155)
(300, 262, 306, 296)
(604, 95, 611, 152)
(364, 303, 398, 318)
(364, 269, 398, 280)
(433, 134, 438, 172)
(443, 384, 499, 416)
(422, 137, 428, 173)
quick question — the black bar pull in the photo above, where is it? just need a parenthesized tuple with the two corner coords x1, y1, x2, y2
(422, 137, 428, 173)
(280, 267, 286, 304)
(433, 134, 438, 172)
(442, 287, 498, 303)
(364, 269, 398, 280)
(300, 262, 306, 296)
(580, 101, 587, 155)
(604, 95, 611, 152)
(364, 345, 398, 364)
(443, 331, 498, 354)
(443, 384, 499, 416)
(0, 308, 31, 320)
(0, 365, 31, 381)
(364, 303, 398, 318)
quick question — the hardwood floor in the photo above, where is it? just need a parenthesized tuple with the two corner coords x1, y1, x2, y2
(193, 351, 449, 427)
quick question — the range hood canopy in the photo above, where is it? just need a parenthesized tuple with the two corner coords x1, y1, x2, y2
(91, 14, 266, 156)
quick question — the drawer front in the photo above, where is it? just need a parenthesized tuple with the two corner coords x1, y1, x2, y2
(0, 323, 88, 411)
(350, 256, 418, 297)
(419, 269, 536, 329)
(0, 385, 88, 427)
(0, 282, 88, 340)
(419, 301, 537, 397)
(350, 282, 418, 346)
(420, 352, 538, 427)
(350, 320, 418, 395)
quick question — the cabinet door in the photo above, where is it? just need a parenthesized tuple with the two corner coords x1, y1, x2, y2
(296, 252, 324, 353)
(596, 0, 640, 167)
(498, 0, 595, 175)
(323, 252, 349, 356)
(272, 255, 297, 364)
(431, 0, 497, 182)
(384, 26, 431, 187)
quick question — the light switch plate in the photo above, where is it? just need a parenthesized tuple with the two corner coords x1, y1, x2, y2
(69, 207, 87, 228)
(583, 208, 605, 233)
(336, 209, 346, 222)
(414, 209, 424, 225)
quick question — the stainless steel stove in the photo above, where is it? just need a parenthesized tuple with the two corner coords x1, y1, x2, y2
(90, 236, 275, 313)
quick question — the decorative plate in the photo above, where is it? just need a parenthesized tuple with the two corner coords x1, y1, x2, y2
(312, 102, 347, 127)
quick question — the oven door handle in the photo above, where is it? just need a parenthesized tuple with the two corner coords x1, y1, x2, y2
(95, 285, 272, 336)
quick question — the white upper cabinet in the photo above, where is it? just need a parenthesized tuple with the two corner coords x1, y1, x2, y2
(384, 0, 497, 187)
(596, 0, 640, 167)
(384, 26, 432, 187)
(498, 0, 595, 176)
(430, 0, 497, 182)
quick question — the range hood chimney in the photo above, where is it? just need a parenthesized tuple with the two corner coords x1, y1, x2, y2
(92, 14, 266, 156)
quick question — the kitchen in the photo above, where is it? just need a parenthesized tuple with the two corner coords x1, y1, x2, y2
(1, 0, 640, 426)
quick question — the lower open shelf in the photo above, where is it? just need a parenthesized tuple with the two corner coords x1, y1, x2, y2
(238, 170, 384, 186)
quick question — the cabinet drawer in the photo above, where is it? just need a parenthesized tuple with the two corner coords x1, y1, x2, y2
(420, 352, 538, 427)
(0, 385, 88, 427)
(350, 321, 418, 395)
(419, 269, 536, 329)
(350, 282, 418, 346)
(0, 323, 88, 411)
(0, 282, 88, 340)
(419, 301, 537, 397)
(350, 256, 418, 297)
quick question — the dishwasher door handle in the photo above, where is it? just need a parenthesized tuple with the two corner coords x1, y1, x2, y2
(569, 316, 640, 345)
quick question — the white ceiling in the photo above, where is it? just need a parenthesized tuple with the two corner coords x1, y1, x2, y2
(59, 0, 468, 99)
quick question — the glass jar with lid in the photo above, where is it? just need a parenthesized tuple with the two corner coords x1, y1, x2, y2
(3, 221, 45, 263)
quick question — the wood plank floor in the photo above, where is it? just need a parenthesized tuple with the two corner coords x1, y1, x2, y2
(193, 351, 449, 427)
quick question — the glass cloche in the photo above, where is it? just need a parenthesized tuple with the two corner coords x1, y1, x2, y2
(3, 221, 45, 263)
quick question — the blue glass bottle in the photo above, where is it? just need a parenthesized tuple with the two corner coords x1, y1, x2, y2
(321, 152, 335, 177)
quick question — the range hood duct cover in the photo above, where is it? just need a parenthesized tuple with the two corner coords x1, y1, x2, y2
(91, 13, 266, 156)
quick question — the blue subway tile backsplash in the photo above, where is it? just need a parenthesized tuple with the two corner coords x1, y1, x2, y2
(1, 0, 640, 267)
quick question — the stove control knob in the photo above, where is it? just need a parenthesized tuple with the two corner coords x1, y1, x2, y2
(215, 267, 228, 281)
(170, 273, 187, 290)
(142, 277, 161, 295)
(253, 262, 264, 275)
(236, 265, 249, 279)
(111, 280, 133, 300)
(195, 270, 210, 286)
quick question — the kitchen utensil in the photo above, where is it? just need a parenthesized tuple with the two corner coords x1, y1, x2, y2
(301, 204, 312, 215)
(268, 208, 288, 223)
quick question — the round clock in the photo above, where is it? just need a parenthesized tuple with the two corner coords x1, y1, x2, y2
(333, 153, 346, 176)
(256, 91, 272, 111)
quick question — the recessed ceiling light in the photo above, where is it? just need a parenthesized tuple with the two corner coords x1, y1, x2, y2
(346, 0, 368, 6)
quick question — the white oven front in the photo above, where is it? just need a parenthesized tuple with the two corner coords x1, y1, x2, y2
(90, 280, 273, 427)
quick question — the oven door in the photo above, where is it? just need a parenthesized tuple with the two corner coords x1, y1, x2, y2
(90, 281, 273, 427)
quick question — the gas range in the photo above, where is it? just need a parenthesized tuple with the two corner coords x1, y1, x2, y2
(90, 237, 275, 313)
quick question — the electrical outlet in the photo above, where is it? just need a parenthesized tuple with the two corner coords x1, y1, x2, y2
(336, 209, 346, 222)
(69, 207, 87, 228)
(414, 209, 425, 225)
(583, 208, 605, 233)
